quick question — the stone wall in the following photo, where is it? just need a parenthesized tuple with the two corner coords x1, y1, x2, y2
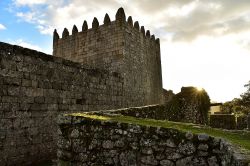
(53, 8, 163, 107)
(57, 113, 250, 166)
(96, 106, 249, 130)
(163, 89, 174, 103)
(210, 115, 248, 130)
(122, 15, 163, 106)
(53, 21, 124, 72)
(175, 87, 210, 125)
(210, 114, 236, 129)
(98, 105, 177, 121)
(236, 115, 248, 130)
(0, 42, 126, 165)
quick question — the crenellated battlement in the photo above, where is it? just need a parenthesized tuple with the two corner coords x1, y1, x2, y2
(53, 8, 160, 51)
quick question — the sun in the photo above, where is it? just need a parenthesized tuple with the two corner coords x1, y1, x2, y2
(196, 87, 203, 91)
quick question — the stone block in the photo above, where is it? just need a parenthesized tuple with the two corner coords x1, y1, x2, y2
(3, 77, 21, 86)
(8, 86, 20, 96)
(1, 96, 18, 103)
(21, 79, 32, 87)
(34, 96, 45, 103)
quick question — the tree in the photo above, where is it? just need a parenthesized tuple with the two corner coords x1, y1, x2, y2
(240, 81, 250, 108)
(221, 98, 243, 114)
(221, 81, 250, 115)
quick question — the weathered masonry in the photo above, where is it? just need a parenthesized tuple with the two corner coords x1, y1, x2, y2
(0, 7, 163, 165)
(53, 8, 163, 107)
(57, 106, 250, 166)
(0, 42, 124, 165)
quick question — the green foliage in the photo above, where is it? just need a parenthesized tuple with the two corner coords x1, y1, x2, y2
(166, 87, 210, 124)
(240, 81, 250, 108)
(221, 81, 250, 115)
(221, 98, 248, 115)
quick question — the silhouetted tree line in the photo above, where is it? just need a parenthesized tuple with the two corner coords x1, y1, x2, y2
(221, 81, 250, 115)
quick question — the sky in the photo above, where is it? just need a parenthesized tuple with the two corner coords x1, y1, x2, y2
(1, 0, 250, 102)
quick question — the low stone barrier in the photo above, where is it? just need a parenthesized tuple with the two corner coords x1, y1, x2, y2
(57, 113, 250, 166)
(237, 115, 248, 130)
(210, 114, 236, 129)
(100, 105, 169, 120)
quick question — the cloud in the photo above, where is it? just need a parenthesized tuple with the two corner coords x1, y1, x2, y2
(16, 11, 37, 23)
(11, 0, 250, 41)
(0, 23, 6, 30)
(10, 39, 42, 51)
(159, 0, 250, 41)
(12, 0, 122, 35)
(14, 0, 49, 6)
(126, 0, 194, 15)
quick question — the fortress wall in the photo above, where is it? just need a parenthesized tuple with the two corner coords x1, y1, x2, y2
(0, 42, 124, 165)
(123, 22, 163, 106)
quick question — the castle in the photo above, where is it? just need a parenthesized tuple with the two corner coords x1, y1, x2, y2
(0, 7, 249, 166)
(53, 8, 163, 107)
(0, 7, 163, 165)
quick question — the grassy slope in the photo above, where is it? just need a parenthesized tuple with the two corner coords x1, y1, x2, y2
(70, 113, 250, 151)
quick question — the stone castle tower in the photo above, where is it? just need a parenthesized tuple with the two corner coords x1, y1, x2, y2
(53, 8, 163, 106)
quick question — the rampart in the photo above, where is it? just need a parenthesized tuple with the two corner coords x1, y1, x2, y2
(0, 42, 127, 165)
(53, 7, 163, 106)
(57, 107, 250, 166)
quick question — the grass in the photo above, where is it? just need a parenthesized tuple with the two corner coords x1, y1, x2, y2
(69, 113, 250, 151)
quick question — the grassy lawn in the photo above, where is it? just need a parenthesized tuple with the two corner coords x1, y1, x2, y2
(69, 113, 250, 151)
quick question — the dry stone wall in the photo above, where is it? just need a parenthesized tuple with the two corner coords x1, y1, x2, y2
(210, 114, 236, 130)
(0, 42, 125, 165)
(236, 115, 248, 130)
(98, 105, 176, 121)
(57, 112, 250, 166)
(93, 105, 249, 130)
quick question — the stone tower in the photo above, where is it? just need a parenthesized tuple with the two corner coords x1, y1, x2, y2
(53, 7, 163, 106)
